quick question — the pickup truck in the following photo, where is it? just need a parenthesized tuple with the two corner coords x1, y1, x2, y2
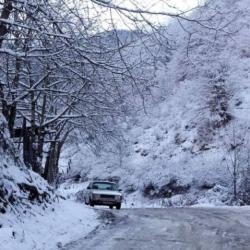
(84, 181, 123, 209)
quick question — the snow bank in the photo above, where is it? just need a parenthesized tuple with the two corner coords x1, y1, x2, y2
(0, 114, 100, 250)
(0, 114, 53, 213)
(0, 199, 98, 250)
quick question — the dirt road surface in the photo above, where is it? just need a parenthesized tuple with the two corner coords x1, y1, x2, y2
(63, 207, 250, 250)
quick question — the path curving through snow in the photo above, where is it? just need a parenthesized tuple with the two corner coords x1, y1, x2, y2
(63, 207, 250, 250)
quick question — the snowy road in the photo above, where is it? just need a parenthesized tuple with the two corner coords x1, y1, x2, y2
(63, 207, 250, 250)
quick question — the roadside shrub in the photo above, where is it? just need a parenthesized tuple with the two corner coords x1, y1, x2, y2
(143, 182, 158, 198)
(158, 178, 190, 198)
(143, 178, 190, 199)
(238, 167, 250, 205)
(75, 190, 85, 203)
(125, 184, 137, 194)
(198, 181, 216, 190)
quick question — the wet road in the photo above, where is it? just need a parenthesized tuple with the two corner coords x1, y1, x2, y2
(64, 207, 250, 250)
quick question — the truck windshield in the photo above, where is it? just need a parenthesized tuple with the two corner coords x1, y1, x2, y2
(92, 182, 118, 191)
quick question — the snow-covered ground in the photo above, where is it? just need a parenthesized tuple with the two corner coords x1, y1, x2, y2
(0, 115, 99, 250)
(0, 184, 99, 250)
(3, 0, 250, 248)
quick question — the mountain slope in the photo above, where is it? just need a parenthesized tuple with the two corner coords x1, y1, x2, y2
(62, 0, 250, 206)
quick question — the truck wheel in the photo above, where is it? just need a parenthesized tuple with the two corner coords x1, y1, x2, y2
(90, 200, 94, 207)
(116, 204, 121, 210)
(109, 205, 113, 209)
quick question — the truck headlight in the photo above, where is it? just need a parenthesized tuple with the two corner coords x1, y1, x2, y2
(116, 195, 122, 201)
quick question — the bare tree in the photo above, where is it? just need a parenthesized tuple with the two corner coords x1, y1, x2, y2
(222, 123, 246, 202)
(0, 0, 239, 184)
(0, 0, 157, 184)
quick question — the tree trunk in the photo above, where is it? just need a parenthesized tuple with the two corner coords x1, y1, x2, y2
(23, 118, 32, 168)
(0, 0, 12, 48)
(43, 128, 70, 184)
(37, 72, 48, 168)
(43, 141, 59, 184)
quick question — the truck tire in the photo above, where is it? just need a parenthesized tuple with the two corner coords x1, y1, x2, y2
(84, 197, 88, 205)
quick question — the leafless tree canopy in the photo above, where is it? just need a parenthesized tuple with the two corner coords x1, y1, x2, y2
(0, 0, 156, 183)
(0, 0, 232, 184)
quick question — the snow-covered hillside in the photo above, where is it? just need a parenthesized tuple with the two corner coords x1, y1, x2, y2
(62, 0, 250, 206)
(0, 115, 53, 213)
(0, 115, 99, 250)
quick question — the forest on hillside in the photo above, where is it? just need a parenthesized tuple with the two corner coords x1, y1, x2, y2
(0, 0, 225, 184)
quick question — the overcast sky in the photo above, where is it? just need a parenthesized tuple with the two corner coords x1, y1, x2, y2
(89, 0, 202, 30)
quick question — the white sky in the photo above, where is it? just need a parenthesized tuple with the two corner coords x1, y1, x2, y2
(87, 0, 202, 30)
